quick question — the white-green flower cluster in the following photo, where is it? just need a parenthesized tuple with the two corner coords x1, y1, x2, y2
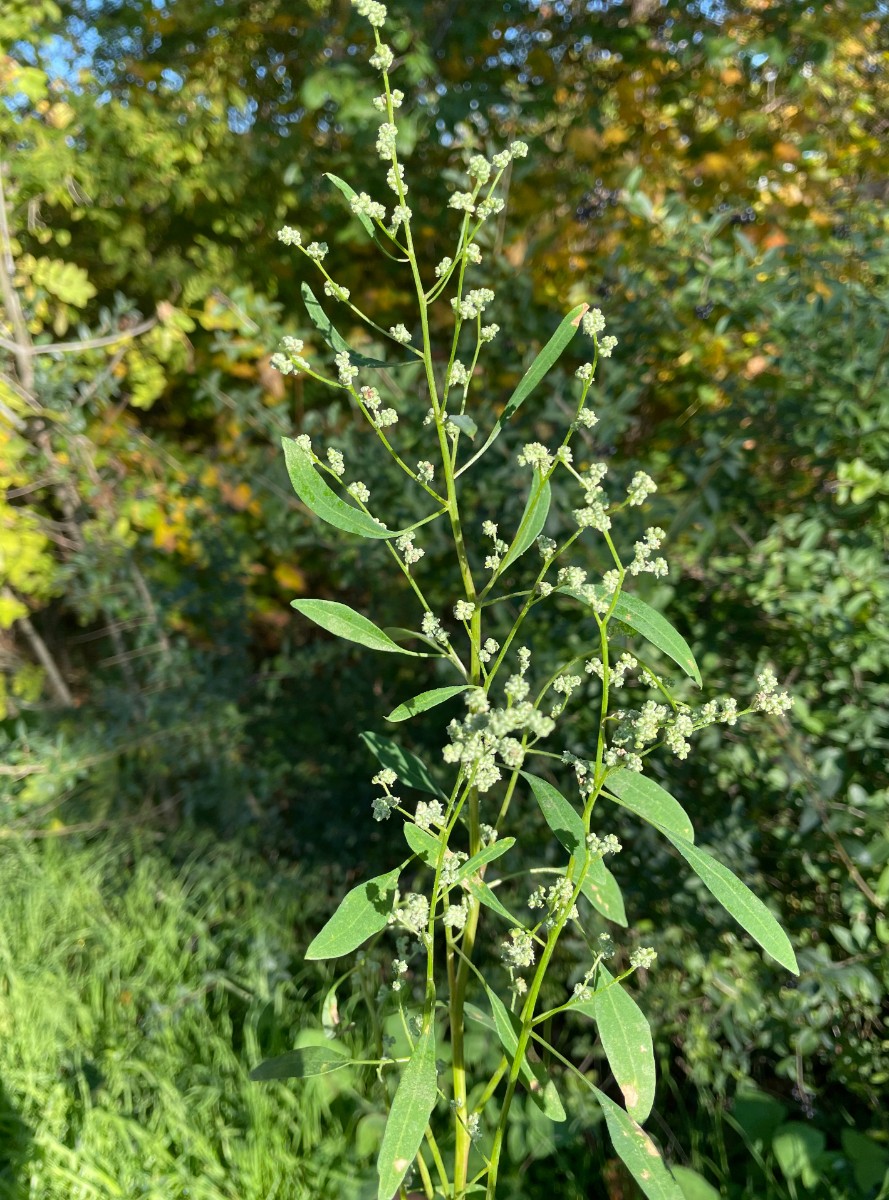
(480, 323, 499, 343)
(587, 832, 622, 856)
(627, 470, 657, 506)
(582, 308, 606, 336)
(369, 44, 394, 72)
(448, 361, 470, 388)
(373, 88, 403, 110)
(421, 612, 449, 644)
(348, 480, 370, 503)
(444, 902, 469, 931)
(598, 334, 618, 357)
(501, 927, 535, 969)
(753, 667, 793, 715)
(628, 526, 668, 578)
(389, 893, 429, 939)
(386, 163, 406, 193)
(452, 287, 495, 320)
(478, 637, 500, 665)
(415, 799, 444, 830)
(336, 350, 359, 386)
(396, 531, 424, 566)
(390, 203, 411, 230)
(350, 191, 386, 221)
(277, 225, 301, 246)
(376, 121, 397, 158)
(324, 280, 350, 302)
(576, 362, 595, 383)
(326, 447, 345, 476)
(389, 322, 411, 344)
(574, 406, 599, 429)
(453, 599, 475, 621)
(630, 946, 658, 970)
(353, 0, 387, 25)
(468, 154, 491, 185)
(270, 336, 310, 375)
(305, 241, 328, 261)
(528, 876, 578, 923)
(449, 191, 476, 213)
(372, 767, 399, 821)
(435, 256, 453, 279)
(416, 460, 434, 484)
(517, 442, 553, 473)
(443, 692, 554, 792)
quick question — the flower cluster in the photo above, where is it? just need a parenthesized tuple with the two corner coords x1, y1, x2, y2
(452, 287, 495, 320)
(753, 667, 793, 716)
(396, 531, 424, 566)
(371, 767, 400, 821)
(443, 691, 554, 792)
(628, 526, 668, 578)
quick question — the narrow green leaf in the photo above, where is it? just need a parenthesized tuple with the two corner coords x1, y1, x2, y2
(282, 437, 406, 540)
(324, 172, 376, 237)
(462, 875, 524, 927)
(386, 685, 469, 722)
(671, 1165, 722, 1200)
(657, 829, 799, 974)
(562, 588, 702, 687)
(500, 477, 551, 571)
(483, 983, 566, 1122)
(361, 731, 443, 797)
(605, 770, 695, 843)
(457, 304, 587, 475)
(575, 966, 655, 1122)
(522, 771, 585, 855)
(522, 773, 627, 925)
(449, 413, 477, 439)
(376, 1024, 438, 1200)
(452, 837, 515, 885)
(403, 822, 439, 866)
(593, 1086, 686, 1200)
(580, 862, 628, 928)
(306, 866, 400, 960)
(250, 1044, 350, 1081)
(301, 281, 394, 368)
(293, 599, 427, 655)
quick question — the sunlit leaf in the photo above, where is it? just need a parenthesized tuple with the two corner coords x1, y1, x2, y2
(575, 966, 655, 1122)
(594, 1086, 686, 1200)
(386, 685, 469, 722)
(457, 304, 587, 475)
(376, 1023, 438, 1200)
(562, 588, 702, 686)
(483, 983, 566, 1122)
(657, 829, 799, 973)
(306, 866, 400, 960)
(605, 769, 695, 842)
(293, 599, 428, 655)
(282, 437, 408, 540)
(500, 476, 551, 571)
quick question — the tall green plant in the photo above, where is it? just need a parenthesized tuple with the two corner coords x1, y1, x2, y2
(252, 4, 798, 1197)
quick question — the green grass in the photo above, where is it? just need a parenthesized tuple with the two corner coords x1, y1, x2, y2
(0, 831, 368, 1200)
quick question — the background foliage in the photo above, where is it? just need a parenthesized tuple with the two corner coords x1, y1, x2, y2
(1, 0, 887, 1196)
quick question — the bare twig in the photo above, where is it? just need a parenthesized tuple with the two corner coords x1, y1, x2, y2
(0, 314, 157, 357)
(4, 588, 74, 706)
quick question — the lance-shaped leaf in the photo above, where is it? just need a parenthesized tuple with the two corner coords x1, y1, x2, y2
(462, 875, 524, 927)
(483, 983, 566, 1122)
(452, 837, 515, 886)
(457, 304, 587, 476)
(376, 1023, 438, 1200)
(386, 685, 469, 722)
(403, 821, 439, 867)
(301, 281, 396, 368)
(580, 861, 628, 928)
(293, 599, 428, 655)
(283, 437, 409, 540)
(605, 769, 695, 843)
(361, 731, 444, 797)
(575, 966, 655, 1122)
(562, 588, 702, 687)
(250, 1043, 351, 1081)
(306, 866, 400, 960)
(324, 172, 408, 265)
(593, 1086, 686, 1200)
(522, 772, 627, 925)
(657, 829, 799, 974)
(522, 771, 585, 855)
(670, 1167, 722, 1200)
(500, 476, 552, 572)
